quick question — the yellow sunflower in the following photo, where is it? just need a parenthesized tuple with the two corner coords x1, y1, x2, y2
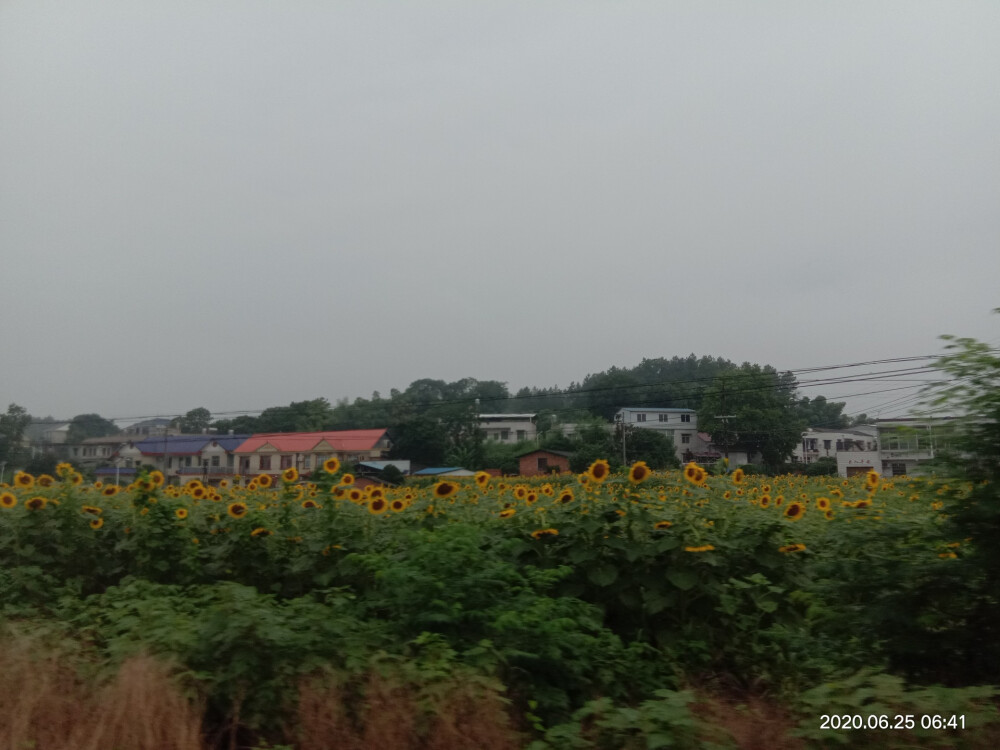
(499, 508, 516, 519)
(301, 499, 321, 509)
(0, 492, 17, 509)
(37, 474, 55, 488)
(149, 470, 165, 488)
(865, 470, 880, 489)
(227, 501, 248, 519)
(778, 543, 806, 553)
(475, 471, 491, 488)
(557, 488, 575, 504)
(81, 505, 102, 516)
(731, 468, 745, 485)
(368, 497, 388, 515)
(90, 517, 104, 530)
(13, 471, 34, 489)
(339, 473, 355, 486)
(175, 507, 188, 519)
(628, 461, 651, 484)
(783, 502, 805, 521)
(390, 499, 406, 512)
(256, 473, 273, 488)
(251, 527, 272, 537)
(654, 520, 672, 530)
(530, 528, 559, 540)
(281, 467, 299, 483)
(684, 544, 715, 553)
(816, 497, 831, 511)
(323, 457, 341, 474)
(433, 481, 458, 499)
(586, 459, 610, 484)
(25, 496, 47, 511)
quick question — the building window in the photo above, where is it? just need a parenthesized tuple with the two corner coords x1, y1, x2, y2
(516, 430, 526, 442)
(302, 455, 311, 469)
(823, 440, 831, 450)
(211, 455, 220, 467)
(227, 454, 234, 467)
(658, 414, 669, 422)
(537, 457, 548, 471)
(280, 455, 293, 469)
(891, 462, 906, 476)
(167, 457, 173, 468)
(636, 413, 646, 423)
(500, 429, 510, 441)
(260, 455, 272, 470)
(185, 456, 192, 467)
(680, 414, 691, 423)
(681, 434, 691, 444)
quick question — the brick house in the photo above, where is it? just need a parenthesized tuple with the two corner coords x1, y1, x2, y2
(516, 449, 572, 477)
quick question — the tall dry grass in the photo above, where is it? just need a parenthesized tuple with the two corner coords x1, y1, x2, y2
(0, 635, 204, 750)
(295, 670, 522, 750)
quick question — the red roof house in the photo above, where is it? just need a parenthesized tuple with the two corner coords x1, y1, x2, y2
(234, 429, 391, 476)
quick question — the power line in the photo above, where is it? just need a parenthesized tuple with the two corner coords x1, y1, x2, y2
(13, 354, 951, 428)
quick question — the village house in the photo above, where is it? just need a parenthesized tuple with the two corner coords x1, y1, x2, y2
(516, 448, 572, 476)
(478, 414, 538, 444)
(792, 426, 878, 465)
(114, 434, 251, 485)
(614, 407, 699, 461)
(234, 429, 391, 478)
(837, 418, 956, 478)
(71, 434, 132, 469)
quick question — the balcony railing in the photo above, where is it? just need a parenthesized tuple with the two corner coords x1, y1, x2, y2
(175, 466, 238, 476)
(880, 450, 934, 460)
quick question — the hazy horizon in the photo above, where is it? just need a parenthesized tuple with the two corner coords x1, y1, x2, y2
(3, 1, 998, 424)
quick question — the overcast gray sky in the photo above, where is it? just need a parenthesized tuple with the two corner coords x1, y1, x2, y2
(2, 1, 998, 425)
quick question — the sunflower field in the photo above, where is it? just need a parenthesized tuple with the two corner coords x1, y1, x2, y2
(1, 459, 998, 750)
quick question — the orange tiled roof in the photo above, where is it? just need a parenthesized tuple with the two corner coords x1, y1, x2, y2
(234, 429, 387, 454)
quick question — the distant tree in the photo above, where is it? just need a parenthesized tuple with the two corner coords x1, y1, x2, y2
(0, 404, 31, 467)
(66, 413, 120, 445)
(616, 424, 681, 470)
(850, 413, 875, 426)
(388, 415, 450, 466)
(795, 395, 849, 429)
(175, 407, 211, 434)
(568, 417, 617, 473)
(24, 452, 60, 477)
(257, 399, 333, 432)
(698, 364, 807, 472)
(377, 464, 405, 486)
(213, 415, 260, 434)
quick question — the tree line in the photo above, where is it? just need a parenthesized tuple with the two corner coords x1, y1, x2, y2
(3, 354, 875, 475)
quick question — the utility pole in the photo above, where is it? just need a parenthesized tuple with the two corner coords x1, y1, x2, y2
(615, 412, 627, 465)
(715, 379, 735, 462)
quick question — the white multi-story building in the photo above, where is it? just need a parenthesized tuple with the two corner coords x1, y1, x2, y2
(836, 418, 956, 478)
(478, 414, 537, 444)
(614, 407, 699, 458)
(793, 426, 878, 464)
